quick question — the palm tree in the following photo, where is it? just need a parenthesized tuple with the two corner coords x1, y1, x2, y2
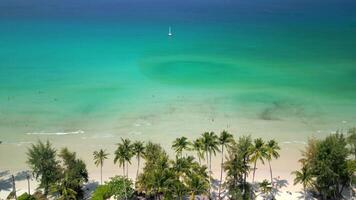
(187, 173, 209, 200)
(347, 128, 356, 159)
(114, 143, 127, 177)
(201, 131, 220, 197)
(292, 166, 313, 200)
(115, 138, 134, 178)
(265, 140, 280, 185)
(172, 137, 191, 158)
(218, 130, 234, 199)
(50, 173, 77, 200)
(191, 138, 205, 165)
(132, 141, 145, 180)
(259, 179, 272, 200)
(250, 138, 267, 183)
(93, 149, 109, 185)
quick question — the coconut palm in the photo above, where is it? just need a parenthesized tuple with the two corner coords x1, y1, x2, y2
(250, 138, 267, 183)
(265, 140, 280, 185)
(114, 144, 127, 176)
(172, 137, 191, 158)
(201, 131, 220, 197)
(50, 173, 77, 200)
(132, 141, 145, 179)
(114, 138, 133, 177)
(218, 130, 234, 199)
(93, 149, 109, 185)
(347, 128, 356, 159)
(191, 138, 205, 165)
(187, 173, 209, 200)
(259, 179, 272, 200)
(292, 166, 313, 200)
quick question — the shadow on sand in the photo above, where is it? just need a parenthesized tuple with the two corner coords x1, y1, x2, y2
(0, 170, 30, 192)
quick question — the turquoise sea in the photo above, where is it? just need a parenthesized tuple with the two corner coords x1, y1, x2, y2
(0, 0, 356, 146)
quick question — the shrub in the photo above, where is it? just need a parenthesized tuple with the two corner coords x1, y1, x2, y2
(18, 193, 36, 200)
(92, 185, 111, 200)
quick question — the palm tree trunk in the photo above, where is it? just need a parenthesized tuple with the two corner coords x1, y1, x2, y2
(123, 162, 126, 177)
(197, 153, 201, 165)
(304, 186, 306, 200)
(126, 161, 129, 177)
(209, 150, 212, 199)
(26, 175, 30, 195)
(100, 164, 103, 185)
(190, 193, 195, 200)
(206, 150, 211, 199)
(136, 156, 140, 180)
(206, 151, 209, 167)
(12, 175, 17, 200)
(218, 145, 224, 200)
(243, 157, 247, 195)
(268, 160, 273, 185)
(252, 160, 257, 183)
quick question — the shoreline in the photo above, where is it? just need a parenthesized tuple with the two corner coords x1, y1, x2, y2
(0, 138, 304, 199)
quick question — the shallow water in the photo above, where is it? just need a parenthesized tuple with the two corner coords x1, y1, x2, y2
(0, 0, 355, 151)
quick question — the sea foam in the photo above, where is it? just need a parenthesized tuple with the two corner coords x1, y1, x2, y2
(26, 130, 84, 135)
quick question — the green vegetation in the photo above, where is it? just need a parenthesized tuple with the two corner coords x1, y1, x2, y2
(293, 128, 356, 200)
(93, 149, 109, 185)
(27, 142, 88, 199)
(27, 141, 60, 195)
(16, 128, 354, 199)
(18, 193, 36, 200)
(92, 176, 133, 200)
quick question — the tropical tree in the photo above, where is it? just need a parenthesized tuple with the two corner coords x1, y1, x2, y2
(292, 166, 313, 200)
(201, 131, 220, 197)
(347, 127, 356, 159)
(50, 173, 77, 200)
(114, 144, 126, 176)
(136, 142, 170, 199)
(191, 138, 205, 165)
(27, 140, 60, 195)
(265, 140, 280, 185)
(294, 133, 352, 199)
(218, 130, 234, 199)
(172, 137, 191, 158)
(58, 148, 89, 199)
(114, 138, 134, 177)
(224, 136, 253, 200)
(186, 170, 209, 200)
(259, 179, 272, 200)
(107, 176, 134, 200)
(93, 149, 109, 185)
(132, 141, 145, 180)
(250, 138, 267, 183)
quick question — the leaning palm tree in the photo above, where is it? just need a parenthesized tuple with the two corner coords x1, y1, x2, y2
(218, 130, 234, 199)
(93, 149, 109, 185)
(250, 138, 267, 183)
(292, 166, 313, 200)
(132, 141, 145, 179)
(172, 137, 191, 158)
(265, 140, 280, 185)
(191, 138, 205, 165)
(201, 131, 220, 197)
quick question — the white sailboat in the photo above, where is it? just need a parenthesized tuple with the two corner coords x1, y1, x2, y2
(168, 26, 173, 36)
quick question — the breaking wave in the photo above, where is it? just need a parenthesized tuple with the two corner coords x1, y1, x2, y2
(26, 130, 84, 135)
